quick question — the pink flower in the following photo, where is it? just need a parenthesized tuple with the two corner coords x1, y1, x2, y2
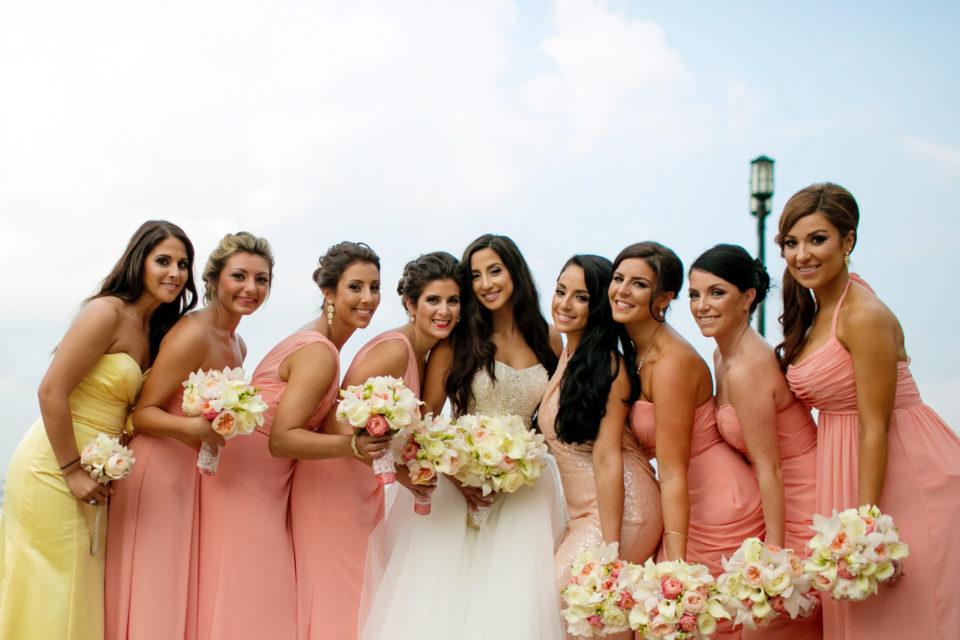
(829, 531, 854, 556)
(366, 415, 390, 436)
(742, 562, 767, 588)
(680, 590, 706, 614)
(211, 410, 238, 438)
(401, 443, 419, 462)
(812, 573, 835, 591)
(837, 563, 854, 580)
(201, 402, 219, 421)
(587, 615, 604, 630)
(678, 613, 698, 632)
(618, 591, 636, 610)
(660, 576, 683, 600)
(769, 595, 786, 614)
(649, 614, 676, 637)
(410, 464, 436, 485)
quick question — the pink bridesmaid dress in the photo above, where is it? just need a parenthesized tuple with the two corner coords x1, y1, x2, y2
(105, 389, 201, 640)
(787, 274, 960, 640)
(195, 331, 339, 640)
(717, 400, 822, 639)
(630, 399, 764, 640)
(540, 350, 662, 640)
(290, 331, 418, 640)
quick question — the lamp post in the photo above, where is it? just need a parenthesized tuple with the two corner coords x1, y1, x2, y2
(750, 155, 774, 337)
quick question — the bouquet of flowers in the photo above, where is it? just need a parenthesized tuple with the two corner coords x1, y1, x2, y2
(452, 413, 548, 528)
(715, 538, 819, 629)
(624, 557, 730, 639)
(181, 367, 268, 475)
(80, 433, 136, 554)
(561, 543, 635, 637)
(81, 433, 136, 484)
(397, 413, 465, 515)
(804, 505, 909, 601)
(336, 375, 422, 485)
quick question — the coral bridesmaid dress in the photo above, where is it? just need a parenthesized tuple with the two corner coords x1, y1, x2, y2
(787, 274, 960, 640)
(195, 331, 339, 640)
(717, 400, 822, 639)
(105, 387, 202, 640)
(540, 349, 662, 640)
(630, 399, 764, 640)
(291, 331, 417, 640)
(1, 353, 142, 640)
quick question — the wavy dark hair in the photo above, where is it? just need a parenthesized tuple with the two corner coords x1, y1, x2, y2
(774, 183, 859, 369)
(690, 244, 771, 317)
(90, 220, 198, 360)
(397, 251, 460, 309)
(555, 255, 640, 444)
(611, 241, 684, 322)
(446, 234, 558, 413)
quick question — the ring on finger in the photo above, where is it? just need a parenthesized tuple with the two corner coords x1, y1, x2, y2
(89, 498, 97, 505)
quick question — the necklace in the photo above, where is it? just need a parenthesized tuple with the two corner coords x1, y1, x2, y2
(637, 322, 665, 372)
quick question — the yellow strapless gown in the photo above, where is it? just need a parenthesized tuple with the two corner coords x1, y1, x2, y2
(0, 352, 142, 640)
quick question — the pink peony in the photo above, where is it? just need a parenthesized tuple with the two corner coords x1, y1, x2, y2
(587, 615, 604, 630)
(678, 613, 698, 633)
(680, 589, 706, 614)
(366, 415, 390, 436)
(837, 563, 854, 580)
(769, 595, 786, 614)
(401, 442, 419, 462)
(660, 576, 683, 600)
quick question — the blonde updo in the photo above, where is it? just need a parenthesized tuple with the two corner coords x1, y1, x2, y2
(202, 231, 274, 303)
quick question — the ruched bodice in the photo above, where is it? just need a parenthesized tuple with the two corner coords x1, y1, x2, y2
(70, 352, 143, 440)
(465, 361, 548, 429)
(629, 399, 725, 459)
(716, 399, 817, 460)
(788, 343, 920, 414)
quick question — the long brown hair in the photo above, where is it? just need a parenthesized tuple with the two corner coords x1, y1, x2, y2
(775, 183, 859, 369)
(92, 220, 198, 359)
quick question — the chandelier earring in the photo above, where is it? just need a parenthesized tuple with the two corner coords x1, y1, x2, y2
(326, 302, 335, 327)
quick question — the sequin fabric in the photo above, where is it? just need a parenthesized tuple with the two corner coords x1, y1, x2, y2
(464, 361, 548, 428)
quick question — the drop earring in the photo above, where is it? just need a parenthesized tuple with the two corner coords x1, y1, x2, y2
(326, 303, 335, 327)
(843, 253, 851, 266)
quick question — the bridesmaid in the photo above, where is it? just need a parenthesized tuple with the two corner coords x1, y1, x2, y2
(348, 251, 462, 638)
(280, 242, 391, 640)
(193, 242, 387, 639)
(777, 183, 960, 639)
(0, 221, 195, 640)
(105, 231, 273, 640)
(540, 255, 662, 640)
(610, 241, 763, 640)
(688, 244, 821, 639)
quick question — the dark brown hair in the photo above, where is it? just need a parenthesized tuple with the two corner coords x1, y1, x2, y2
(313, 241, 380, 293)
(611, 241, 684, 322)
(396, 251, 459, 309)
(775, 182, 859, 369)
(92, 220, 198, 359)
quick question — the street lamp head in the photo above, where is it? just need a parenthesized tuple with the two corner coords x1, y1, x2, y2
(750, 155, 775, 200)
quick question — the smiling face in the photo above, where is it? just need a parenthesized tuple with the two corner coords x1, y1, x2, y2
(326, 260, 381, 330)
(470, 247, 514, 312)
(780, 212, 855, 290)
(143, 236, 190, 304)
(688, 268, 754, 339)
(608, 257, 673, 326)
(407, 278, 460, 341)
(215, 252, 271, 316)
(552, 265, 590, 337)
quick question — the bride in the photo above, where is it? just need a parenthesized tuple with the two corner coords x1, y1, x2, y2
(361, 234, 568, 639)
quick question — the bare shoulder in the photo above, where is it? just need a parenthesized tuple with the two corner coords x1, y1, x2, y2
(726, 343, 780, 395)
(839, 285, 901, 345)
(159, 313, 210, 353)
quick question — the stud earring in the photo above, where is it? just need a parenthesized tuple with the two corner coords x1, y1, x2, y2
(844, 253, 851, 266)
(326, 303, 335, 327)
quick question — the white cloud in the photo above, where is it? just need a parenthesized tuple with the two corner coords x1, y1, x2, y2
(522, 0, 700, 156)
(900, 136, 960, 177)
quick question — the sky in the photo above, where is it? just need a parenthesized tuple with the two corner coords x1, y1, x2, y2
(2, 0, 959, 474)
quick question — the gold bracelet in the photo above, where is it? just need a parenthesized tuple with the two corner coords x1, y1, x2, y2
(350, 433, 364, 460)
(664, 530, 688, 538)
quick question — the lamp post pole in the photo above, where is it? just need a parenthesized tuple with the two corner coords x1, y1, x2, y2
(750, 156, 775, 337)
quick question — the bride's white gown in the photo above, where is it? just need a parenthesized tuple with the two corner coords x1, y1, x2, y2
(360, 362, 568, 639)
